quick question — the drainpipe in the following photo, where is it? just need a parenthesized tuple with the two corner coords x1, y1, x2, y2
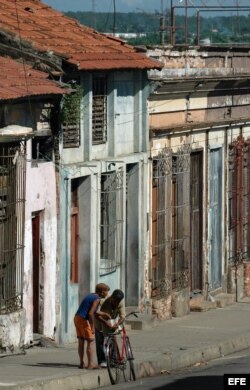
(224, 128, 228, 296)
(234, 251, 242, 303)
(64, 177, 69, 333)
(205, 129, 209, 300)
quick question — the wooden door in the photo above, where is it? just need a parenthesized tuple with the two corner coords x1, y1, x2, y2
(209, 148, 222, 289)
(190, 151, 203, 291)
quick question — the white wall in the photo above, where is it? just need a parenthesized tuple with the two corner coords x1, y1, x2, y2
(23, 140, 57, 344)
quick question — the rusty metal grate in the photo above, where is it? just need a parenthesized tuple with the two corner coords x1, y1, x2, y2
(0, 143, 26, 314)
(92, 77, 107, 144)
(172, 269, 190, 291)
(63, 123, 80, 148)
(172, 144, 191, 289)
(152, 147, 172, 293)
(229, 135, 250, 265)
(92, 95, 107, 144)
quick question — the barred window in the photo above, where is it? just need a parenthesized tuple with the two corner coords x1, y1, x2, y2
(152, 148, 172, 297)
(62, 84, 82, 148)
(92, 76, 107, 144)
(0, 143, 26, 314)
(228, 136, 250, 263)
(100, 171, 123, 275)
(171, 144, 190, 291)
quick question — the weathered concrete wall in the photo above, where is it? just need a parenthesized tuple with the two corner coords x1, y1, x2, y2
(227, 264, 244, 302)
(147, 46, 250, 321)
(150, 112, 186, 129)
(23, 140, 57, 345)
(149, 103, 250, 316)
(0, 309, 25, 353)
(148, 48, 250, 131)
(148, 48, 250, 79)
(172, 288, 190, 317)
(152, 296, 172, 320)
(62, 70, 148, 166)
(58, 153, 149, 343)
(244, 262, 250, 297)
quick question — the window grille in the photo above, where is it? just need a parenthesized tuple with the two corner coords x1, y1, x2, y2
(228, 135, 250, 265)
(62, 85, 81, 148)
(100, 171, 123, 275)
(92, 77, 107, 144)
(171, 143, 190, 291)
(0, 143, 26, 314)
(152, 147, 172, 297)
(63, 123, 80, 148)
(243, 139, 250, 261)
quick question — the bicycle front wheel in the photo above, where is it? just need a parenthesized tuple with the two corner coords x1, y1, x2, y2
(124, 337, 136, 382)
(106, 337, 121, 385)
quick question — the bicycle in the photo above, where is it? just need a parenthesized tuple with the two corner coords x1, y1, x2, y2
(103, 311, 138, 385)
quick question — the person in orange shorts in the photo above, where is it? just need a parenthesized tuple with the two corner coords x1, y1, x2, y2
(74, 283, 110, 369)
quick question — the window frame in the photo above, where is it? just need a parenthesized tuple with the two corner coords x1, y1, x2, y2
(92, 75, 107, 144)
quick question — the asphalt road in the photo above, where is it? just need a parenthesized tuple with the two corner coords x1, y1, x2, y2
(98, 348, 250, 390)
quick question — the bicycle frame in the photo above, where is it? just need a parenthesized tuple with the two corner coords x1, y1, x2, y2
(116, 326, 133, 362)
(104, 311, 138, 385)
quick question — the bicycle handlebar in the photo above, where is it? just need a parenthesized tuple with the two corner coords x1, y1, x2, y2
(99, 311, 140, 336)
(125, 311, 139, 319)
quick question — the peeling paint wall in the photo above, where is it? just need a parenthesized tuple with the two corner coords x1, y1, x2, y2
(148, 47, 250, 79)
(0, 309, 26, 353)
(151, 124, 250, 311)
(147, 46, 250, 318)
(23, 139, 57, 345)
(58, 69, 150, 343)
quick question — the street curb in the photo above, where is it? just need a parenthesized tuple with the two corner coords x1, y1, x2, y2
(6, 332, 250, 390)
(137, 332, 250, 378)
(0, 370, 111, 390)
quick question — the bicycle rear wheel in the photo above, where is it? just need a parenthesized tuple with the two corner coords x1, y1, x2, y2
(124, 337, 136, 382)
(106, 337, 121, 385)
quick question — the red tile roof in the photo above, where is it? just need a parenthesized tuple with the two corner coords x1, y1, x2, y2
(0, 0, 162, 71)
(0, 55, 65, 100)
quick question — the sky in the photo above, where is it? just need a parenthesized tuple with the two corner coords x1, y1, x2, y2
(43, 0, 250, 14)
(43, 0, 160, 13)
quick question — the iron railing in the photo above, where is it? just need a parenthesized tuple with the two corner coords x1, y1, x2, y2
(100, 170, 123, 275)
(0, 143, 26, 314)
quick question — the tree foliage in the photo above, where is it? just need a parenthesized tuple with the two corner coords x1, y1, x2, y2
(65, 11, 250, 46)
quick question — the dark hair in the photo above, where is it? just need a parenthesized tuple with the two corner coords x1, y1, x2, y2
(111, 289, 124, 301)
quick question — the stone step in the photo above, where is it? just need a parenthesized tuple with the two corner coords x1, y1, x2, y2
(214, 293, 235, 308)
(126, 316, 158, 330)
(125, 306, 157, 330)
(32, 334, 57, 348)
(189, 295, 217, 312)
(125, 312, 158, 330)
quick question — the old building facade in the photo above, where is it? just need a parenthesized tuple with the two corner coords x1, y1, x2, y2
(3, 1, 250, 352)
(0, 0, 161, 348)
(0, 54, 65, 352)
(147, 46, 250, 319)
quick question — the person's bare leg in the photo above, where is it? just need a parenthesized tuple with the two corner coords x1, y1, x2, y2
(78, 338, 85, 368)
(87, 339, 98, 368)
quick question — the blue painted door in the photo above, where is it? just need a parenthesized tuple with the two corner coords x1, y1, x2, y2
(208, 148, 222, 289)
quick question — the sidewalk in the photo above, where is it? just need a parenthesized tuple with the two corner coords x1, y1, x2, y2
(1, 298, 250, 390)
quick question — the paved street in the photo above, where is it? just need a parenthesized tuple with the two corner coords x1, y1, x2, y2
(98, 348, 250, 390)
(0, 299, 250, 389)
